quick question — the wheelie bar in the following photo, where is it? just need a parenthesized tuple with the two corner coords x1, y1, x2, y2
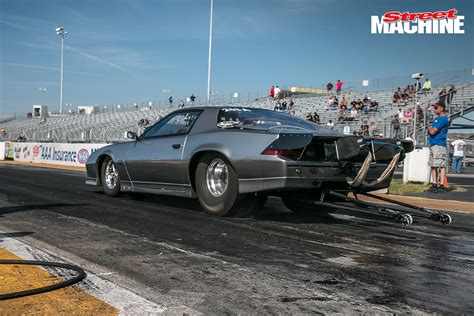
(356, 191, 452, 225)
(319, 190, 452, 226)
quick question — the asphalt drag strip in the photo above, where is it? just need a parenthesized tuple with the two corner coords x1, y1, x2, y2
(0, 163, 473, 314)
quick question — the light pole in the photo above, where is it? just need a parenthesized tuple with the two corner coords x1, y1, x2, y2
(39, 87, 47, 106)
(56, 26, 67, 114)
(206, 0, 214, 104)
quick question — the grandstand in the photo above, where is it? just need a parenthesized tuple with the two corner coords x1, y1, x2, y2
(1, 78, 473, 146)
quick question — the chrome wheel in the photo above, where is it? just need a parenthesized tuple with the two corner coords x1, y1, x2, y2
(206, 158, 228, 197)
(104, 160, 119, 190)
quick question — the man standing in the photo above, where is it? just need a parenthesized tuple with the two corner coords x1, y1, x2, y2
(269, 86, 275, 99)
(391, 115, 401, 139)
(450, 135, 466, 174)
(336, 80, 344, 95)
(427, 102, 449, 192)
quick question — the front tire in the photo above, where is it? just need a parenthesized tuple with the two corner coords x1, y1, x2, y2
(195, 153, 263, 217)
(101, 157, 121, 197)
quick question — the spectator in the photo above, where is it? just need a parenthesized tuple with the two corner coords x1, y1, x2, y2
(313, 112, 320, 124)
(336, 80, 344, 94)
(416, 104, 424, 124)
(350, 107, 358, 119)
(16, 134, 26, 142)
(269, 86, 275, 99)
(340, 96, 348, 109)
(392, 91, 402, 106)
(190, 94, 196, 102)
(422, 78, 432, 92)
(324, 97, 333, 110)
(450, 135, 466, 174)
(178, 100, 185, 108)
(398, 108, 404, 121)
(366, 99, 378, 113)
(281, 99, 288, 111)
(168, 96, 173, 106)
(438, 87, 447, 104)
(326, 82, 334, 93)
(289, 99, 295, 110)
(391, 115, 401, 139)
(156, 115, 163, 122)
(362, 125, 370, 137)
(274, 100, 282, 111)
(369, 119, 378, 136)
(447, 84, 457, 105)
(362, 95, 369, 105)
(326, 119, 334, 129)
(274, 86, 281, 99)
(427, 102, 449, 192)
(338, 108, 348, 121)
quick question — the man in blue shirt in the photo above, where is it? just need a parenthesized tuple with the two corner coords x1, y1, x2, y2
(427, 102, 449, 192)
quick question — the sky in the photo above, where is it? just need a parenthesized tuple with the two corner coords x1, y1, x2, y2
(0, 0, 473, 115)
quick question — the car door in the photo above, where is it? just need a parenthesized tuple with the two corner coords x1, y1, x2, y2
(125, 110, 201, 190)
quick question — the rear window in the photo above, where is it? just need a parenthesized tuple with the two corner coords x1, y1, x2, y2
(217, 108, 325, 131)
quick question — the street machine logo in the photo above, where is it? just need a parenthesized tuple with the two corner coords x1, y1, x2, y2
(371, 9, 465, 34)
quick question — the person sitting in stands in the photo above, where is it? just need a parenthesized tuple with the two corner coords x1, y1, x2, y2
(274, 100, 282, 111)
(324, 97, 333, 110)
(370, 99, 378, 111)
(289, 99, 295, 110)
(350, 106, 358, 119)
(313, 112, 320, 124)
(340, 96, 348, 109)
(362, 95, 369, 105)
(422, 78, 432, 92)
(327, 119, 335, 129)
(392, 91, 401, 106)
(338, 108, 348, 121)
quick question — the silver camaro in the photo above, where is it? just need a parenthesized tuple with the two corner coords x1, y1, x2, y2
(86, 106, 413, 217)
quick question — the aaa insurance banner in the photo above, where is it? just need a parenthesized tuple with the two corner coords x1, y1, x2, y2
(13, 142, 110, 167)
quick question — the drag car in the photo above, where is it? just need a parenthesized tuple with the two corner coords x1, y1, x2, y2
(86, 106, 414, 217)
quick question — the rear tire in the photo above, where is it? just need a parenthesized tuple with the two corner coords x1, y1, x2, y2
(195, 153, 264, 217)
(101, 157, 121, 197)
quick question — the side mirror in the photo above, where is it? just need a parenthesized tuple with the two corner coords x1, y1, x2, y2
(127, 131, 138, 140)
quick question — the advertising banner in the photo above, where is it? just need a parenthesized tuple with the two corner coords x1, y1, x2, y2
(5, 142, 14, 159)
(0, 142, 5, 160)
(13, 142, 110, 167)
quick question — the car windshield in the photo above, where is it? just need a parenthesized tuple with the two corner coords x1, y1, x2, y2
(217, 108, 326, 131)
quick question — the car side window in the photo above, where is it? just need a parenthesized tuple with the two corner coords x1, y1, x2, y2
(143, 111, 201, 138)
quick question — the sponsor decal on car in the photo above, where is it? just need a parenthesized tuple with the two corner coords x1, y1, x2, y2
(371, 9, 465, 34)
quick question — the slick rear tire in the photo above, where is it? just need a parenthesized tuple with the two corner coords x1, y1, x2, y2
(195, 153, 264, 217)
(101, 157, 121, 197)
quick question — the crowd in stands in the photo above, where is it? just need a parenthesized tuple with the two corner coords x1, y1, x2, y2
(323, 94, 379, 122)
